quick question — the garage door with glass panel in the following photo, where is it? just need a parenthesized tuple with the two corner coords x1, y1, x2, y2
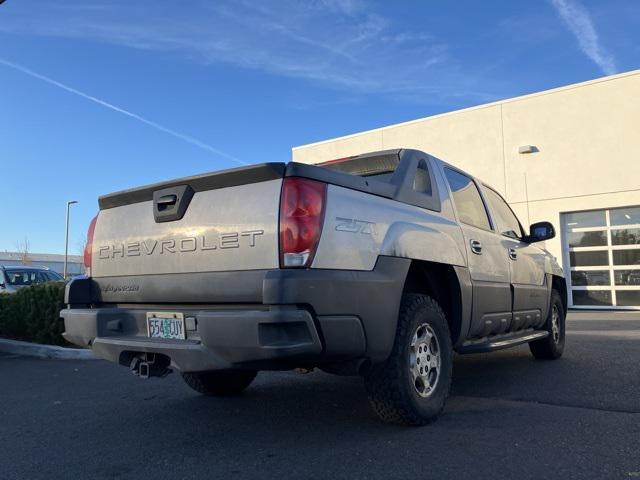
(562, 206, 640, 309)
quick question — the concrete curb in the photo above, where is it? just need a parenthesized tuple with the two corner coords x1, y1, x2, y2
(0, 338, 96, 360)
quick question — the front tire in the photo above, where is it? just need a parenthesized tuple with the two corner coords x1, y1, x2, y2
(181, 370, 257, 396)
(364, 293, 453, 426)
(529, 289, 565, 360)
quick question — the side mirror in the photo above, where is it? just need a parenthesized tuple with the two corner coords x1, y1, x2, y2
(525, 221, 555, 243)
(0, 282, 5, 290)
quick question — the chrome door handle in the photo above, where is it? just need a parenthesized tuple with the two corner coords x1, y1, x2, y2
(508, 248, 517, 260)
(470, 239, 482, 255)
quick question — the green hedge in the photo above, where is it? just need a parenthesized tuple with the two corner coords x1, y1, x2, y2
(0, 282, 67, 346)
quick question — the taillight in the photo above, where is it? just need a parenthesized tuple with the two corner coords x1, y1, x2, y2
(279, 177, 327, 268)
(83, 215, 98, 277)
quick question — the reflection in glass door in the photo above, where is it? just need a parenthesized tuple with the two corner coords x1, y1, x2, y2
(562, 206, 640, 309)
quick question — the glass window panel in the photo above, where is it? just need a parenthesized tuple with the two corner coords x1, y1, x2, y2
(614, 270, 640, 286)
(444, 168, 491, 230)
(4, 269, 38, 286)
(367, 172, 393, 182)
(570, 250, 609, 267)
(611, 228, 640, 245)
(572, 290, 612, 306)
(568, 231, 607, 248)
(48, 271, 64, 281)
(610, 206, 640, 226)
(612, 249, 640, 266)
(571, 270, 610, 286)
(36, 272, 49, 283)
(564, 210, 606, 229)
(483, 187, 523, 239)
(616, 291, 640, 307)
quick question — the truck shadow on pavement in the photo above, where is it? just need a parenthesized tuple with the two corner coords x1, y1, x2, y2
(106, 337, 638, 439)
(3, 333, 639, 480)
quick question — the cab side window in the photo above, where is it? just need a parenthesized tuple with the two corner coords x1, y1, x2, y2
(444, 168, 491, 230)
(483, 187, 524, 239)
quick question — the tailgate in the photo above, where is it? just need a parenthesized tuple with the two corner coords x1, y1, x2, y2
(91, 163, 285, 278)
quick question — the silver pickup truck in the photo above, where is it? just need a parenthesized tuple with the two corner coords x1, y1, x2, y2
(62, 149, 566, 425)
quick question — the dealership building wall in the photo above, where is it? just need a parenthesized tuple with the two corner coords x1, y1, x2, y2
(292, 70, 640, 309)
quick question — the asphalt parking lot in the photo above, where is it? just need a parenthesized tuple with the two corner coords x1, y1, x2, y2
(1, 312, 639, 480)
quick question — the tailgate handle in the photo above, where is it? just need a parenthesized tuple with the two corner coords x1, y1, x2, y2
(153, 185, 194, 223)
(157, 194, 177, 210)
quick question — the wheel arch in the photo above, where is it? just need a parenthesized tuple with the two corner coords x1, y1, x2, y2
(552, 274, 568, 315)
(402, 260, 472, 348)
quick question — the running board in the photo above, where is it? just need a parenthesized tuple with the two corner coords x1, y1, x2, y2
(457, 330, 548, 354)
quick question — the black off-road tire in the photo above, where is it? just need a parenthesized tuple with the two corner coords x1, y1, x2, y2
(181, 370, 257, 396)
(529, 289, 566, 360)
(364, 293, 453, 426)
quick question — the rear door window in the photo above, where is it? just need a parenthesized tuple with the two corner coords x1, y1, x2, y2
(36, 271, 51, 283)
(483, 186, 524, 239)
(444, 168, 491, 230)
(46, 271, 64, 281)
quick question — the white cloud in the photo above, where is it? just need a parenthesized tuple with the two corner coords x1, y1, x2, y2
(550, 0, 617, 75)
(0, 0, 500, 104)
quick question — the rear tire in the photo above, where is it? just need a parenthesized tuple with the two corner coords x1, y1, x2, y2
(529, 289, 565, 360)
(181, 370, 257, 396)
(364, 293, 453, 426)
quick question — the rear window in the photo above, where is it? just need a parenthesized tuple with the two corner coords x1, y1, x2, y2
(316, 150, 441, 212)
(364, 172, 394, 182)
(319, 152, 400, 179)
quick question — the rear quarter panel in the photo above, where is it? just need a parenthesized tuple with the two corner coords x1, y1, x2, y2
(313, 184, 466, 270)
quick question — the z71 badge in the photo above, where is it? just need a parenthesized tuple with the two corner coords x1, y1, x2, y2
(335, 217, 376, 235)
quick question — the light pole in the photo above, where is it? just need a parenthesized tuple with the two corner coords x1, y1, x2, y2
(64, 200, 78, 279)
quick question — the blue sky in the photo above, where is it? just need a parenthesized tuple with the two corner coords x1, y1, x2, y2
(1, 0, 638, 254)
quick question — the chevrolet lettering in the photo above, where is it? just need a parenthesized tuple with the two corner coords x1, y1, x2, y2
(97, 230, 265, 259)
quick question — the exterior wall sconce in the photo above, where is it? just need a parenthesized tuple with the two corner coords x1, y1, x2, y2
(518, 145, 539, 154)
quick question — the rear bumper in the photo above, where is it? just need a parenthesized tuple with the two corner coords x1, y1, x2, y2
(62, 256, 410, 371)
(62, 307, 358, 371)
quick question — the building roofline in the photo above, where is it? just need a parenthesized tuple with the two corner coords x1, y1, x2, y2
(0, 252, 83, 262)
(292, 68, 640, 152)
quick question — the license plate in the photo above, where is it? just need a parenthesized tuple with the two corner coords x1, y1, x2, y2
(146, 312, 185, 340)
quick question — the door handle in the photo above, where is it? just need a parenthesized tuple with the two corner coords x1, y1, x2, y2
(157, 194, 177, 206)
(470, 239, 482, 255)
(508, 248, 517, 260)
(156, 194, 178, 211)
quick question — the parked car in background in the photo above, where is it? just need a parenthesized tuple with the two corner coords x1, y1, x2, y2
(0, 266, 64, 294)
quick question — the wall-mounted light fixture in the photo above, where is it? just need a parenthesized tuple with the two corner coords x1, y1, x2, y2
(518, 145, 539, 154)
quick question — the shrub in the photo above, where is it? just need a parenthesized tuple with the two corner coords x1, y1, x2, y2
(0, 282, 67, 346)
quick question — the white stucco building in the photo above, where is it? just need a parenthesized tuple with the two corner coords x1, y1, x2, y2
(292, 70, 640, 309)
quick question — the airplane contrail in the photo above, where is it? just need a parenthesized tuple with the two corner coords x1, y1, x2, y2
(0, 57, 246, 165)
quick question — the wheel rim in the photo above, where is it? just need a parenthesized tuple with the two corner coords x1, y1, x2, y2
(551, 305, 561, 343)
(409, 323, 441, 398)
